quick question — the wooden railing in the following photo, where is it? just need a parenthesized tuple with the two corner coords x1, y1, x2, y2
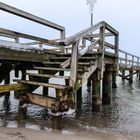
(0, 2, 65, 52)
(119, 49, 140, 69)
(60, 21, 119, 88)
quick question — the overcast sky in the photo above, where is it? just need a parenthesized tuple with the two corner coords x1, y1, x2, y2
(0, 0, 140, 56)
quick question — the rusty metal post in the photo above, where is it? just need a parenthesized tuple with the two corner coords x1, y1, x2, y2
(102, 70, 112, 105)
(52, 115, 62, 129)
(92, 71, 101, 112)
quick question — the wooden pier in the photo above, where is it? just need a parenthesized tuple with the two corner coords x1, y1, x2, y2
(0, 2, 140, 129)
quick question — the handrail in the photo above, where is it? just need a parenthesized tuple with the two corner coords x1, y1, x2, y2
(0, 2, 64, 31)
(63, 21, 119, 88)
(60, 21, 118, 46)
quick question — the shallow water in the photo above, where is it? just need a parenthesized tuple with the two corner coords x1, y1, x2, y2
(0, 74, 140, 140)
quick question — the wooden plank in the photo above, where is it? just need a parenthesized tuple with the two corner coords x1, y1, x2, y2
(0, 47, 49, 63)
(0, 2, 64, 31)
(60, 58, 71, 68)
(34, 67, 71, 71)
(105, 22, 119, 35)
(0, 83, 28, 93)
(51, 56, 96, 60)
(26, 73, 70, 79)
(80, 39, 99, 54)
(14, 80, 71, 90)
(78, 61, 98, 89)
(27, 93, 56, 108)
(34, 67, 87, 72)
(86, 33, 114, 38)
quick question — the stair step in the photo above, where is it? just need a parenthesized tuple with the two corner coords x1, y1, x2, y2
(14, 80, 71, 90)
(26, 73, 70, 79)
(34, 67, 88, 72)
(43, 61, 95, 66)
(50, 57, 96, 60)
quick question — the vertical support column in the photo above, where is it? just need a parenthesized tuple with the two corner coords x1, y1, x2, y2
(76, 87, 82, 108)
(129, 69, 133, 83)
(139, 72, 140, 82)
(38, 70, 49, 96)
(122, 70, 125, 81)
(102, 70, 112, 105)
(4, 72, 10, 108)
(60, 30, 65, 53)
(92, 71, 101, 112)
(87, 77, 91, 92)
(112, 71, 117, 88)
(21, 69, 26, 80)
(18, 95, 27, 121)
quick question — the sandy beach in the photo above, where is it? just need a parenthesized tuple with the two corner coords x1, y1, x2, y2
(0, 127, 131, 140)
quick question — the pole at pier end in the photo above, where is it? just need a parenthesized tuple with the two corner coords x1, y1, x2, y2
(86, 0, 97, 26)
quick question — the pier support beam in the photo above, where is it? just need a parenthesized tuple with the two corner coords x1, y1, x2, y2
(122, 70, 125, 81)
(92, 71, 101, 112)
(112, 71, 117, 89)
(87, 77, 91, 92)
(76, 87, 82, 109)
(3, 72, 10, 108)
(18, 95, 28, 121)
(102, 70, 112, 105)
(129, 70, 133, 83)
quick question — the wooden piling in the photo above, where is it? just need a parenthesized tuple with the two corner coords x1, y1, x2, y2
(92, 71, 101, 112)
(102, 70, 112, 105)
(18, 95, 28, 121)
(129, 70, 133, 83)
(112, 71, 117, 89)
(122, 70, 125, 81)
(52, 115, 62, 129)
(87, 78, 91, 92)
(76, 87, 82, 109)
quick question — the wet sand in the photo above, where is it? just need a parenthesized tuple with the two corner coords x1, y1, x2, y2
(0, 127, 130, 140)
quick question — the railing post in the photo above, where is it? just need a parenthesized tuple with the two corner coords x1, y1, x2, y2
(115, 33, 119, 57)
(69, 41, 79, 88)
(99, 25, 105, 79)
(60, 30, 65, 53)
(137, 57, 139, 67)
(125, 53, 128, 67)
(132, 56, 134, 68)
(15, 37, 19, 43)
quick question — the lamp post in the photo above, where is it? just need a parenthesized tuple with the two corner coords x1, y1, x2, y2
(86, 0, 97, 26)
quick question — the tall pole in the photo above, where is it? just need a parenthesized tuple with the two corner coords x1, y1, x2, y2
(87, 0, 97, 26)
(91, 13, 93, 26)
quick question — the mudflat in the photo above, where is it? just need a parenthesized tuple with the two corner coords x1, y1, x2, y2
(0, 127, 130, 140)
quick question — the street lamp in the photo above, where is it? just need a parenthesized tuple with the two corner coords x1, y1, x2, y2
(86, 0, 97, 26)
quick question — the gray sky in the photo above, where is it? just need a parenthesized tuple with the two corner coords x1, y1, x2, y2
(1, 0, 140, 56)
